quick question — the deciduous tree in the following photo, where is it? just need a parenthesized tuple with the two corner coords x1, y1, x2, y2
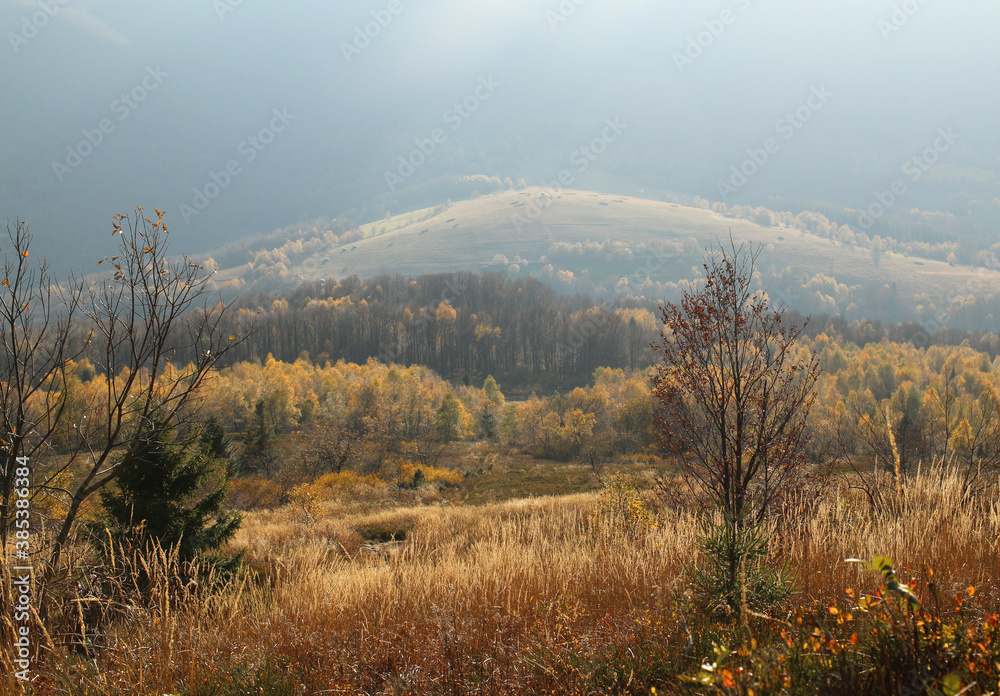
(434, 392, 464, 442)
(651, 239, 820, 527)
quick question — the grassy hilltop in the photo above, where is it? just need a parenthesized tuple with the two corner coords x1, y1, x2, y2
(211, 189, 1000, 315)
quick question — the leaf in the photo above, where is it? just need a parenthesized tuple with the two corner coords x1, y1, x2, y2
(21, 250, 28, 258)
(847, 555, 920, 609)
(871, 554, 895, 578)
(722, 669, 736, 688)
(942, 672, 964, 696)
(885, 580, 920, 608)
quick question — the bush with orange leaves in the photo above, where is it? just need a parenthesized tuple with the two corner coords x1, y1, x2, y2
(685, 554, 1000, 695)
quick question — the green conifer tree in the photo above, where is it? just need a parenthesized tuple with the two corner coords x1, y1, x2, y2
(239, 400, 276, 475)
(90, 425, 241, 570)
(478, 403, 498, 441)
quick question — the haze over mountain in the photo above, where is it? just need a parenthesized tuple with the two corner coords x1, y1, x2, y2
(2, 0, 999, 274)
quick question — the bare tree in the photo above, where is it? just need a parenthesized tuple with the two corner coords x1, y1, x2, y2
(934, 362, 959, 459)
(579, 429, 618, 484)
(0, 209, 249, 604)
(947, 389, 1000, 499)
(834, 392, 900, 512)
(651, 238, 820, 528)
(0, 220, 85, 554)
(291, 423, 358, 478)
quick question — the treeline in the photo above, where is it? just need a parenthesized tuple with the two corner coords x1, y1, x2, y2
(203, 336, 1000, 490)
(722, 193, 1000, 268)
(187, 272, 1000, 392)
(43, 356, 656, 505)
(50, 335, 1000, 488)
(809, 338, 1000, 497)
(215, 273, 660, 390)
(197, 359, 655, 459)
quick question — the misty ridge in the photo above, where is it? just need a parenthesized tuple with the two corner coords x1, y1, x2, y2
(1, 0, 998, 286)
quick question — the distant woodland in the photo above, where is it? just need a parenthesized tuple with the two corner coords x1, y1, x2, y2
(179, 272, 1000, 396)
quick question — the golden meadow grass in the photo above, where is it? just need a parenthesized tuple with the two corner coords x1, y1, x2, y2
(4, 463, 1000, 694)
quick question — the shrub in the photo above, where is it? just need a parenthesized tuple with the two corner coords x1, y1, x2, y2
(397, 459, 462, 487)
(313, 470, 385, 492)
(593, 472, 656, 538)
(226, 476, 282, 510)
(287, 483, 324, 522)
(684, 555, 1000, 694)
(687, 515, 796, 621)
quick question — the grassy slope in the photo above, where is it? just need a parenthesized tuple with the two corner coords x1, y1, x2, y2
(212, 188, 1000, 302)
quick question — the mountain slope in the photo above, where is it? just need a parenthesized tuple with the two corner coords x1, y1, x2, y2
(210, 189, 1000, 319)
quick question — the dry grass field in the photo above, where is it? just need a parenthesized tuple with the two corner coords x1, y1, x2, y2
(7, 461, 999, 695)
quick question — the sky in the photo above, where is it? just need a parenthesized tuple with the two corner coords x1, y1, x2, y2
(1, 0, 998, 272)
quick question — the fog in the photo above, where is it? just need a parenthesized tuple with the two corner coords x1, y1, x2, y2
(2, 0, 998, 271)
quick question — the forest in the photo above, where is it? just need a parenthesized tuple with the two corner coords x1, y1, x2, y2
(194, 269, 1000, 394)
(43, 334, 1000, 494)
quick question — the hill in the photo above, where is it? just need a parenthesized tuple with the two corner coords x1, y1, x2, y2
(207, 189, 1000, 325)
